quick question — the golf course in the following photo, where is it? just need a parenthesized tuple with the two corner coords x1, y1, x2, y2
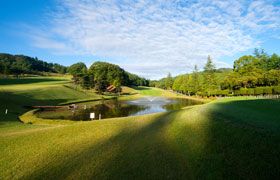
(1, 77, 279, 179)
(1, 0, 280, 179)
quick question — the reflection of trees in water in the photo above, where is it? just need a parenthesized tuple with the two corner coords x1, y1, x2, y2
(70, 100, 148, 121)
(163, 99, 202, 111)
(38, 98, 202, 121)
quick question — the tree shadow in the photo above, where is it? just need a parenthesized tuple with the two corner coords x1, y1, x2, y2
(206, 99, 280, 133)
(15, 99, 280, 179)
(182, 99, 280, 179)
(0, 78, 65, 85)
(0, 91, 73, 123)
(25, 111, 192, 179)
(132, 86, 151, 91)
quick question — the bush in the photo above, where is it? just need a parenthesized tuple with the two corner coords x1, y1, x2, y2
(240, 88, 248, 95)
(254, 87, 264, 95)
(218, 89, 230, 96)
(234, 90, 241, 96)
(247, 88, 254, 95)
(263, 87, 273, 94)
(273, 86, 280, 94)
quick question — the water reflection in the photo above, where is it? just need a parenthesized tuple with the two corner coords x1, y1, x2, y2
(37, 96, 202, 121)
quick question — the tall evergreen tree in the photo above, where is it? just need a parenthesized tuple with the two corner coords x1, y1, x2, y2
(203, 56, 217, 94)
(165, 72, 173, 90)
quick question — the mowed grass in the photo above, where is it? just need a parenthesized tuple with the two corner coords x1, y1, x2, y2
(1, 97, 280, 179)
(0, 75, 70, 85)
(0, 77, 102, 126)
(134, 86, 180, 97)
(0, 78, 280, 179)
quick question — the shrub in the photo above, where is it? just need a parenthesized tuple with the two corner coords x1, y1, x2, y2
(254, 87, 264, 95)
(273, 86, 280, 94)
(247, 88, 254, 95)
(218, 89, 230, 96)
(263, 87, 273, 94)
(240, 88, 248, 95)
(234, 90, 241, 96)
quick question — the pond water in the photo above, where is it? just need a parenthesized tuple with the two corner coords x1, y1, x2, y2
(36, 96, 202, 121)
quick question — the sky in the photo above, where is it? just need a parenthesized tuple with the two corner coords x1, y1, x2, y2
(0, 0, 280, 79)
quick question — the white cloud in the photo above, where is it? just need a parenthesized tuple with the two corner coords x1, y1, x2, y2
(29, 0, 280, 79)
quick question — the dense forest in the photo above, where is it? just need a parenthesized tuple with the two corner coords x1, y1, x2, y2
(0, 53, 67, 75)
(151, 49, 280, 96)
(68, 61, 149, 93)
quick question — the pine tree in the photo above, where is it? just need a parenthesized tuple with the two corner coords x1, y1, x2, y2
(165, 72, 173, 90)
(203, 56, 217, 95)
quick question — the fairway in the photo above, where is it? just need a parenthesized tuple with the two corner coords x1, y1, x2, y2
(134, 86, 186, 97)
(2, 1, 280, 179)
(0, 78, 280, 179)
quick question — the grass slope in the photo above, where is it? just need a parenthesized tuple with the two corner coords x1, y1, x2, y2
(1, 98, 280, 179)
(134, 86, 176, 96)
(0, 77, 101, 126)
(0, 78, 280, 179)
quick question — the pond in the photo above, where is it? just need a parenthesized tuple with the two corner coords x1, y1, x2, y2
(36, 96, 203, 121)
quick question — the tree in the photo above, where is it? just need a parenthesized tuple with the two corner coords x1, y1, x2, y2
(0, 53, 67, 75)
(68, 62, 87, 84)
(269, 53, 280, 70)
(68, 62, 87, 76)
(253, 48, 266, 58)
(203, 56, 217, 94)
(89, 62, 125, 93)
(80, 74, 94, 89)
(233, 55, 263, 88)
(113, 79, 122, 94)
(204, 55, 216, 73)
(233, 55, 259, 74)
(172, 75, 184, 92)
(153, 50, 280, 96)
(0, 63, 3, 74)
(165, 72, 173, 90)
(181, 75, 191, 95)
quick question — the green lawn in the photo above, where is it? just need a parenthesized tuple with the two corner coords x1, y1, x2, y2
(0, 77, 102, 126)
(134, 86, 183, 97)
(0, 78, 280, 179)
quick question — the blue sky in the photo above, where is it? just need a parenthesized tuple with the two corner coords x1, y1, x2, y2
(0, 0, 280, 79)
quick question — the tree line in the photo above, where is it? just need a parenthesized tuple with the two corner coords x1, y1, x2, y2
(2, 50, 280, 96)
(0, 53, 67, 75)
(0, 53, 148, 94)
(68, 61, 149, 93)
(151, 49, 280, 96)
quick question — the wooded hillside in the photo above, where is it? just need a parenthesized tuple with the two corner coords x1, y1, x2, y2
(0, 53, 67, 75)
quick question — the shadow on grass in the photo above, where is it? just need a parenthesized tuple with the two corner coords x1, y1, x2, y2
(132, 86, 151, 91)
(26, 112, 192, 179)
(0, 91, 71, 123)
(19, 99, 280, 179)
(184, 99, 280, 179)
(0, 78, 66, 85)
(207, 98, 280, 133)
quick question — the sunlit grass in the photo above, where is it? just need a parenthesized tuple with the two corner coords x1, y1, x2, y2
(0, 77, 102, 126)
(0, 78, 279, 179)
(1, 98, 280, 179)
